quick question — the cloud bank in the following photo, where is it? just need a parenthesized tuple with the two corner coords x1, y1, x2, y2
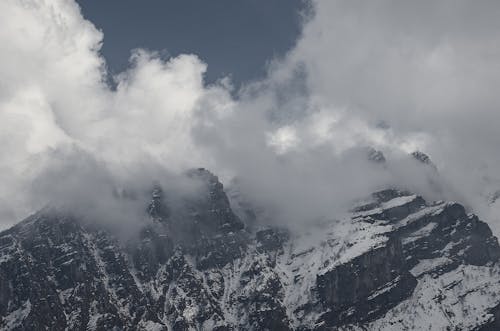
(2, 0, 500, 234)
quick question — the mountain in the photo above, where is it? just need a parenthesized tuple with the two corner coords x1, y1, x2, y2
(1, 168, 500, 330)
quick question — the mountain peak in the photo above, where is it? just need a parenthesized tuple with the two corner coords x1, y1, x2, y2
(1, 171, 500, 330)
(412, 150, 437, 169)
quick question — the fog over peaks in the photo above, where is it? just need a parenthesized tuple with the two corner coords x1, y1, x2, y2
(1, 0, 500, 235)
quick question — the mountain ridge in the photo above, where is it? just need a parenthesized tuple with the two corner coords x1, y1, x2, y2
(1, 170, 500, 330)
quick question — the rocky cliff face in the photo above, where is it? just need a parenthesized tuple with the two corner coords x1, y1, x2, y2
(1, 170, 500, 330)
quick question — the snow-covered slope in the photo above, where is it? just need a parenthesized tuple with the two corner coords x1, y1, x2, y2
(1, 169, 499, 330)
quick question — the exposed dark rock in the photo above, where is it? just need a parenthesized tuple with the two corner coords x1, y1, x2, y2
(476, 303, 500, 330)
(1, 177, 500, 330)
(412, 150, 437, 169)
(256, 227, 289, 253)
(317, 236, 417, 326)
(147, 185, 170, 223)
(367, 147, 386, 164)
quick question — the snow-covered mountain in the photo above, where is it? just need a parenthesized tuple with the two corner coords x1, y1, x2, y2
(1, 168, 500, 330)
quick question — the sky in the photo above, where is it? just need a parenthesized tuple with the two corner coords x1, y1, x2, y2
(75, 0, 307, 86)
(2, 0, 500, 235)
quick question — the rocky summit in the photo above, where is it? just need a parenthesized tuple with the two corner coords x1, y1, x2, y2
(1, 169, 500, 330)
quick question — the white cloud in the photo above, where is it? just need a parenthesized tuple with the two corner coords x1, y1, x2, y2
(0, 0, 231, 227)
(2, 0, 500, 232)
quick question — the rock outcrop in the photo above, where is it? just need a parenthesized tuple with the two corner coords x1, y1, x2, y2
(1, 172, 500, 330)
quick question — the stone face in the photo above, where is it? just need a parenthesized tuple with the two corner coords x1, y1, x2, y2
(1, 177, 500, 330)
(412, 150, 437, 169)
(399, 203, 500, 273)
(317, 236, 417, 326)
(367, 147, 386, 164)
(256, 227, 289, 253)
(478, 303, 500, 331)
(147, 186, 170, 223)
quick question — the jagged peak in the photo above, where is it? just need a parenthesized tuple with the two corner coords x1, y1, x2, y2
(372, 188, 412, 202)
(147, 184, 169, 222)
(186, 167, 219, 183)
(411, 150, 437, 169)
(2, 182, 500, 330)
(366, 147, 386, 163)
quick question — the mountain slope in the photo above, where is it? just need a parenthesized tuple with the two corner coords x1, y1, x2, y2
(1, 170, 499, 330)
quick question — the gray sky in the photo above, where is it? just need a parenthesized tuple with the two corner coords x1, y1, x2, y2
(76, 0, 308, 86)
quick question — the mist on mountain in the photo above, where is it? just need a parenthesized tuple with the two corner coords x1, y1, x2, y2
(1, 0, 500, 236)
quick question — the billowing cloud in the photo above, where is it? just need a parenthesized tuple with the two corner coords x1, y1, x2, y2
(0, 0, 231, 228)
(281, 0, 500, 232)
(2, 0, 500, 234)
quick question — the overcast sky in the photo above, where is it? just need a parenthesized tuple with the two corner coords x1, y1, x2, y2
(2, 0, 500, 235)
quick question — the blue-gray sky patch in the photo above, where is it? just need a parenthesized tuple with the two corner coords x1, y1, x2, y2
(76, 0, 309, 87)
